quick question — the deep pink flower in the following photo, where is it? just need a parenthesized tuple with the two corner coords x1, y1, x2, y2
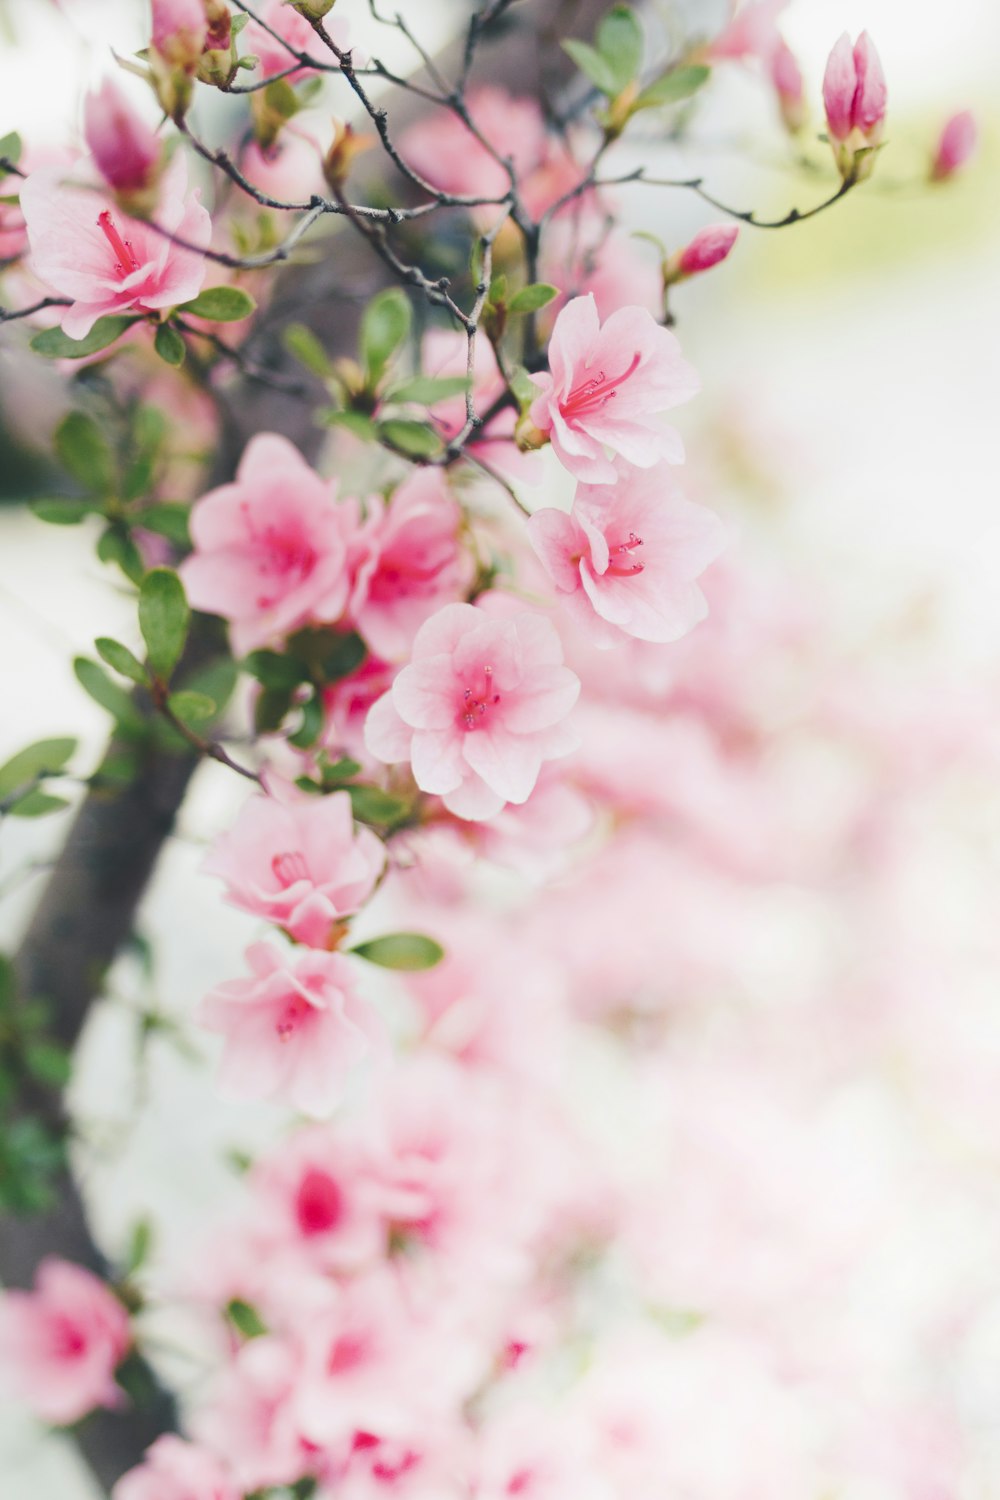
(823, 32, 887, 177)
(83, 80, 161, 197)
(197, 942, 382, 1116)
(365, 602, 580, 820)
(528, 294, 699, 483)
(529, 460, 727, 647)
(931, 111, 977, 181)
(19, 153, 209, 340)
(202, 788, 385, 947)
(674, 223, 739, 279)
(0, 1258, 130, 1426)
(113, 1436, 238, 1500)
(348, 468, 471, 662)
(180, 433, 355, 655)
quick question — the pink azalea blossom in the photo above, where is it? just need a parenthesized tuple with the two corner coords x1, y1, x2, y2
(202, 788, 385, 947)
(823, 32, 887, 178)
(528, 460, 727, 647)
(348, 468, 471, 662)
(673, 223, 739, 279)
(180, 433, 355, 655)
(322, 656, 398, 762)
(364, 602, 580, 821)
(195, 1335, 321, 1492)
(249, 1125, 385, 1270)
(83, 79, 161, 196)
(539, 220, 663, 321)
(528, 294, 699, 483)
(19, 153, 210, 340)
(931, 111, 977, 181)
(113, 1436, 238, 1500)
(0, 1258, 130, 1426)
(197, 942, 382, 1116)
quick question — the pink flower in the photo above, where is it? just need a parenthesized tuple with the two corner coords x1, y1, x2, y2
(195, 1336, 319, 1492)
(400, 87, 548, 205)
(823, 32, 887, 177)
(770, 39, 805, 132)
(706, 0, 788, 62)
(348, 468, 471, 662)
(19, 153, 209, 340)
(672, 223, 739, 279)
(322, 655, 398, 762)
(365, 602, 580, 821)
(151, 0, 208, 69)
(528, 460, 727, 647)
(180, 433, 355, 655)
(931, 111, 977, 181)
(244, 0, 353, 82)
(202, 788, 384, 947)
(197, 942, 382, 1116)
(113, 1436, 238, 1500)
(0, 1258, 130, 1425)
(83, 80, 161, 197)
(249, 1125, 385, 1270)
(528, 294, 699, 483)
(539, 220, 663, 321)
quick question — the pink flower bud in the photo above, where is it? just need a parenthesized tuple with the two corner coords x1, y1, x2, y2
(770, 39, 806, 134)
(83, 80, 161, 196)
(931, 110, 977, 181)
(151, 0, 208, 70)
(822, 31, 886, 180)
(676, 223, 740, 278)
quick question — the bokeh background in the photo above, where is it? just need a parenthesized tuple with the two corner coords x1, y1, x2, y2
(1, 0, 999, 1494)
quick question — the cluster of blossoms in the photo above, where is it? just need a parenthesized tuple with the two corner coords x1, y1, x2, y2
(0, 1, 985, 1497)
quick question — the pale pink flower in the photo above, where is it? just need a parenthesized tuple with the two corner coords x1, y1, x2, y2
(19, 153, 210, 340)
(180, 433, 354, 655)
(539, 219, 662, 322)
(823, 32, 887, 175)
(348, 468, 471, 662)
(113, 1436, 238, 1500)
(674, 223, 739, 278)
(195, 1335, 321, 1492)
(705, 0, 788, 62)
(151, 0, 208, 69)
(197, 942, 382, 1116)
(322, 656, 397, 762)
(931, 110, 977, 181)
(400, 87, 548, 205)
(528, 460, 726, 647)
(83, 80, 161, 196)
(0, 1258, 130, 1426)
(364, 602, 580, 821)
(240, 131, 324, 203)
(202, 788, 385, 947)
(249, 1125, 385, 1270)
(243, 0, 353, 83)
(528, 294, 699, 483)
(770, 39, 805, 131)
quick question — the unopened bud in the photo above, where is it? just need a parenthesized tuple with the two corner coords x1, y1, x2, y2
(515, 415, 548, 453)
(930, 110, 977, 182)
(151, 0, 208, 71)
(822, 31, 887, 183)
(290, 0, 338, 17)
(770, 40, 806, 135)
(665, 223, 739, 284)
(323, 119, 374, 190)
(84, 79, 161, 201)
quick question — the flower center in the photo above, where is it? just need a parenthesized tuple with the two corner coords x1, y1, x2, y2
(295, 1168, 344, 1235)
(460, 664, 501, 732)
(562, 350, 642, 422)
(97, 210, 141, 276)
(271, 850, 309, 888)
(275, 994, 310, 1042)
(606, 530, 644, 577)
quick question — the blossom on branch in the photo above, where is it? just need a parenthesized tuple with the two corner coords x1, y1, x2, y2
(113, 1436, 238, 1500)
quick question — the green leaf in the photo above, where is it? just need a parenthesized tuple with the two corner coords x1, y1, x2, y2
(24, 1041, 72, 1088)
(30, 497, 97, 525)
(284, 322, 332, 377)
(5, 789, 71, 818)
(254, 685, 294, 735)
(561, 38, 620, 96)
(633, 64, 710, 112)
(263, 76, 300, 122)
(376, 419, 443, 459)
(181, 285, 257, 322)
(287, 691, 323, 750)
(387, 375, 470, 406)
(361, 288, 411, 385)
(596, 5, 643, 92)
(322, 755, 362, 783)
(347, 784, 411, 826)
(243, 650, 306, 691)
(139, 568, 190, 682)
(318, 631, 365, 683)
(167, 690, 216, 725)
(73, 657, 147, 734)
(0, 738, 76, 799)
(0, 131, 23, 168)
(509, 365, 540, 411)
(96, 637, 148, 685)
(30, 314, 138, 360)
(0, 954, 15, 1012)
(178, 657, 237, 719)
(349, 932, 445, 971)
(226, 1298, 268, 1339)
(136, 502, 191, 547)
(323, 409, 377, 441)
(123, 1218, 154, 1278)
(153, 321, 186, 367)
(507, 282, 560, 315)
(54, 411, 114, 494)
(97, 527, 145, 585)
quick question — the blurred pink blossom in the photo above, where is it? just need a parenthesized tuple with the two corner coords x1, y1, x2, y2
(931, 110, 978, 181)
(83, 79, 161, 197)
(113, 1436, 238, 1500)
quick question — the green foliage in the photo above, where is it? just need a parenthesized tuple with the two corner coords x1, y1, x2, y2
(140, 568, 190, 682)
(287, 691, 323, 750)
(167, 690, 217, 726)
(73, 657, 147, 735)
(0, 130, 23, 169)
(349, 933, 445, 971)
(387, 375, 470, 405)
(226, 1298, 269, 1339)
(55, 411, 114, 494)
(347, 784, 413, 828)
(29, 497, 97, 525)
(323, 409, 377, 441)
(562, 38, 621, 96)
(136, 503, 191, 548)
(181, 286, 257, 321)
(595, 5, 643, 92)
(284, 322, 333, 377)
(507, 282, 560, 315)
(96, 637, 148, 685)
(97, 526, 145, 585)
(30, 315, 139, 360)
(123, 1218, 155, 1278)
(0, 738, 76, 801)
(633, 64, 711, 112)
(4, 789, 71, 818)
(376, 419, 443, 459)
(153, 322, 186, 367)
(361, 288, 412, 386)
(0, 1117, 65, 1213)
